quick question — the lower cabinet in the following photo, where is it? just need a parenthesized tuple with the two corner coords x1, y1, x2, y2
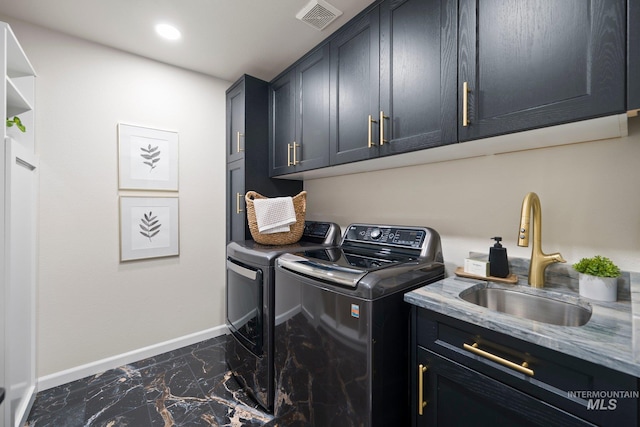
(412, 307, 639, 427)
(416, 348, 590, 427)
(227, 159, 246, 242)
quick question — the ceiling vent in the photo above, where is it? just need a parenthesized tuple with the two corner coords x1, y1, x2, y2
(296, 0, 343, 31)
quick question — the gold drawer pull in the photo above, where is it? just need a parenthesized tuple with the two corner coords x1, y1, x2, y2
(462, 81, 469, 127)
(418, 364, 428, 415)
(236, 193, 243, 214)
(380, 110, 389, 145)
(463, 342, 534, 376)
(368, 114, 378, 148)
(236, 131, 244, 152)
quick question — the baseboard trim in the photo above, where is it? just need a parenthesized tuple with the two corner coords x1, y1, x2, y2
(37, 325, 228, 392)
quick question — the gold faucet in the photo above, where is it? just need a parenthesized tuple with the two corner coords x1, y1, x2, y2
(518, 192, 566, 288)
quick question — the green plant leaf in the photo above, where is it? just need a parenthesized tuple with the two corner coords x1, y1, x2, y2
(572, 255, 620, 278)
(6, 116, 26, 133)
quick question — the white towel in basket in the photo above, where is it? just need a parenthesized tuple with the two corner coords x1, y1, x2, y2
(253, 196, 296, 234)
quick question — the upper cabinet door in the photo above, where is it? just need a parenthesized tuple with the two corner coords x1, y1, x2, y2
(458, 0, 625, 142)
(270, 69, 296, 176)
(379, 0, 458, 156)
(226, 78, 245, 163)
(270, 45, 330, 176)
(294, 45, 331, 172)
(330, 9, 381, 165)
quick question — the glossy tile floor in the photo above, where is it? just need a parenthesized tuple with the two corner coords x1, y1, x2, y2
(24, 335, 276, 426)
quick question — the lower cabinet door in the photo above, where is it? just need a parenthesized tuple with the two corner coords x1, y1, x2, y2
(227, 160, 246, 242)
(415, 347, 592, 427)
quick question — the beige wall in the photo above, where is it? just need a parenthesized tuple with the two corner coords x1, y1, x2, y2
(5, 18, 230, 378)
(305, 118, 640, 274)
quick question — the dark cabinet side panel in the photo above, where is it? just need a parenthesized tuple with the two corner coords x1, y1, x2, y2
(629, 0, 640, 112)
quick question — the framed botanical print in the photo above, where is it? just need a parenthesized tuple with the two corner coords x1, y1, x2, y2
(119, 196, 179, 261)
(118, 124, 179, 191)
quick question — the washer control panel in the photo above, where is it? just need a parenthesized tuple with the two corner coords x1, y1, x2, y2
(344, 224, 426, 249)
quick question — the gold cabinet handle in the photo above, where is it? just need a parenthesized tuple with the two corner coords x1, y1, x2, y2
(287, 143, 293, 166)
(462, 81, 469, 127)
(367, 114, 378, 148)
(236, 193, 243, 214)
(236, 131, 244, 152)
(293, 142, 299, 165)
(463, 343, 534, 376)
(418, 364, 428, 415)
(380, 111, 389, 145)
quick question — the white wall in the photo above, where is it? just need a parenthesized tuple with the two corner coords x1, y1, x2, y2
(305, 118, 640, 274)
(4, 18, 231, 379)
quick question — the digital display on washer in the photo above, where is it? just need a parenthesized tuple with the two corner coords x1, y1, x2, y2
(391, 230, 424, 248)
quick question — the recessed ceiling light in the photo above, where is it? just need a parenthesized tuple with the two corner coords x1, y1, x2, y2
(155, 23, 181, 41)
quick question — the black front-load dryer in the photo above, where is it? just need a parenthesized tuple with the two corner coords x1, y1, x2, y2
(225, 221, 341, 412)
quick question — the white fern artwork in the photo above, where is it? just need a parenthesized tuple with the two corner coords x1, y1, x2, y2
(129, 135, 170, 181)
(130, 206, 171, 251)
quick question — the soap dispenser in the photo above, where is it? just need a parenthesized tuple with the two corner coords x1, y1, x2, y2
(489, 237, 510, 278)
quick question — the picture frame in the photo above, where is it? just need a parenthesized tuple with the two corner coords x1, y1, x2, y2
(118, 123, 179, 191)
(119, 196, 179, 261)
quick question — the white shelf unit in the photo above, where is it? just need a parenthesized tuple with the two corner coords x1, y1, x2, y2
(0, 21, 38, 427)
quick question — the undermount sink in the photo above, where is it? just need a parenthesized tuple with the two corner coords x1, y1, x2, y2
(459, 286, 592, 327)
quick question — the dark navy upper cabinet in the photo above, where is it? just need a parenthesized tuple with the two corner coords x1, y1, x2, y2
(378, 0, 458, 157)
(458, 0, 626, 142)
(329, 9, 380, 165)
(629, 0, 640, 114)
(330, 0, 457, 166)
(270, 44, 330, 176)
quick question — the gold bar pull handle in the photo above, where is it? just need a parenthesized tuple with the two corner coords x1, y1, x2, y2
(236, 131, 244, 152)
(463, 343, 534, 376)
(293, 142, 300, 166)
(418, 364, 428, 416)
(287, 143, 293, 167)
(368, 114, 378, 148)
(462, 81, 470, 127)
(236, 193, 243, 214)
(380, 111, 389, 145)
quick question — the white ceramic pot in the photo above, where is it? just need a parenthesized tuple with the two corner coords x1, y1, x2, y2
(578, 273, 618, 302)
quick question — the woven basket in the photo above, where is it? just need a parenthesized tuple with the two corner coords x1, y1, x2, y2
(245, 191, 307, 245)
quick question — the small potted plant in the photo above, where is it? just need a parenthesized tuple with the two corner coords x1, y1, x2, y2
(573, 255, 621, 302)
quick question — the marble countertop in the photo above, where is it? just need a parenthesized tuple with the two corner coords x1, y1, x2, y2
(404, 258, 640, 378)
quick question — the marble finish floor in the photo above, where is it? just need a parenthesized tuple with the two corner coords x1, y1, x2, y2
(25, 335, 277, 426)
